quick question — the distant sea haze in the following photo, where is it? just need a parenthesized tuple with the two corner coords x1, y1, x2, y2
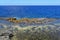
(0, 6, 60, 18)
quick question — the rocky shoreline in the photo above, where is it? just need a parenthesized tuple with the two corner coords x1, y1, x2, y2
(0, 18, 60, 40)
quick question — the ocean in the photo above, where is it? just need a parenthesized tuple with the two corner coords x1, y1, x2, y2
(0, 6, 60, 18)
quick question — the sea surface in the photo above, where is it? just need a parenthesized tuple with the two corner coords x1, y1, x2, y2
(0, 6, 60, 18)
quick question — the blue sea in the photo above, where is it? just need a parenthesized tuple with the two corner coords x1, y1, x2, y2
(0, 6, 60, 18)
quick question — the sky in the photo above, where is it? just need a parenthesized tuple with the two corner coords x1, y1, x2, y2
(0, 0, 60, 5)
